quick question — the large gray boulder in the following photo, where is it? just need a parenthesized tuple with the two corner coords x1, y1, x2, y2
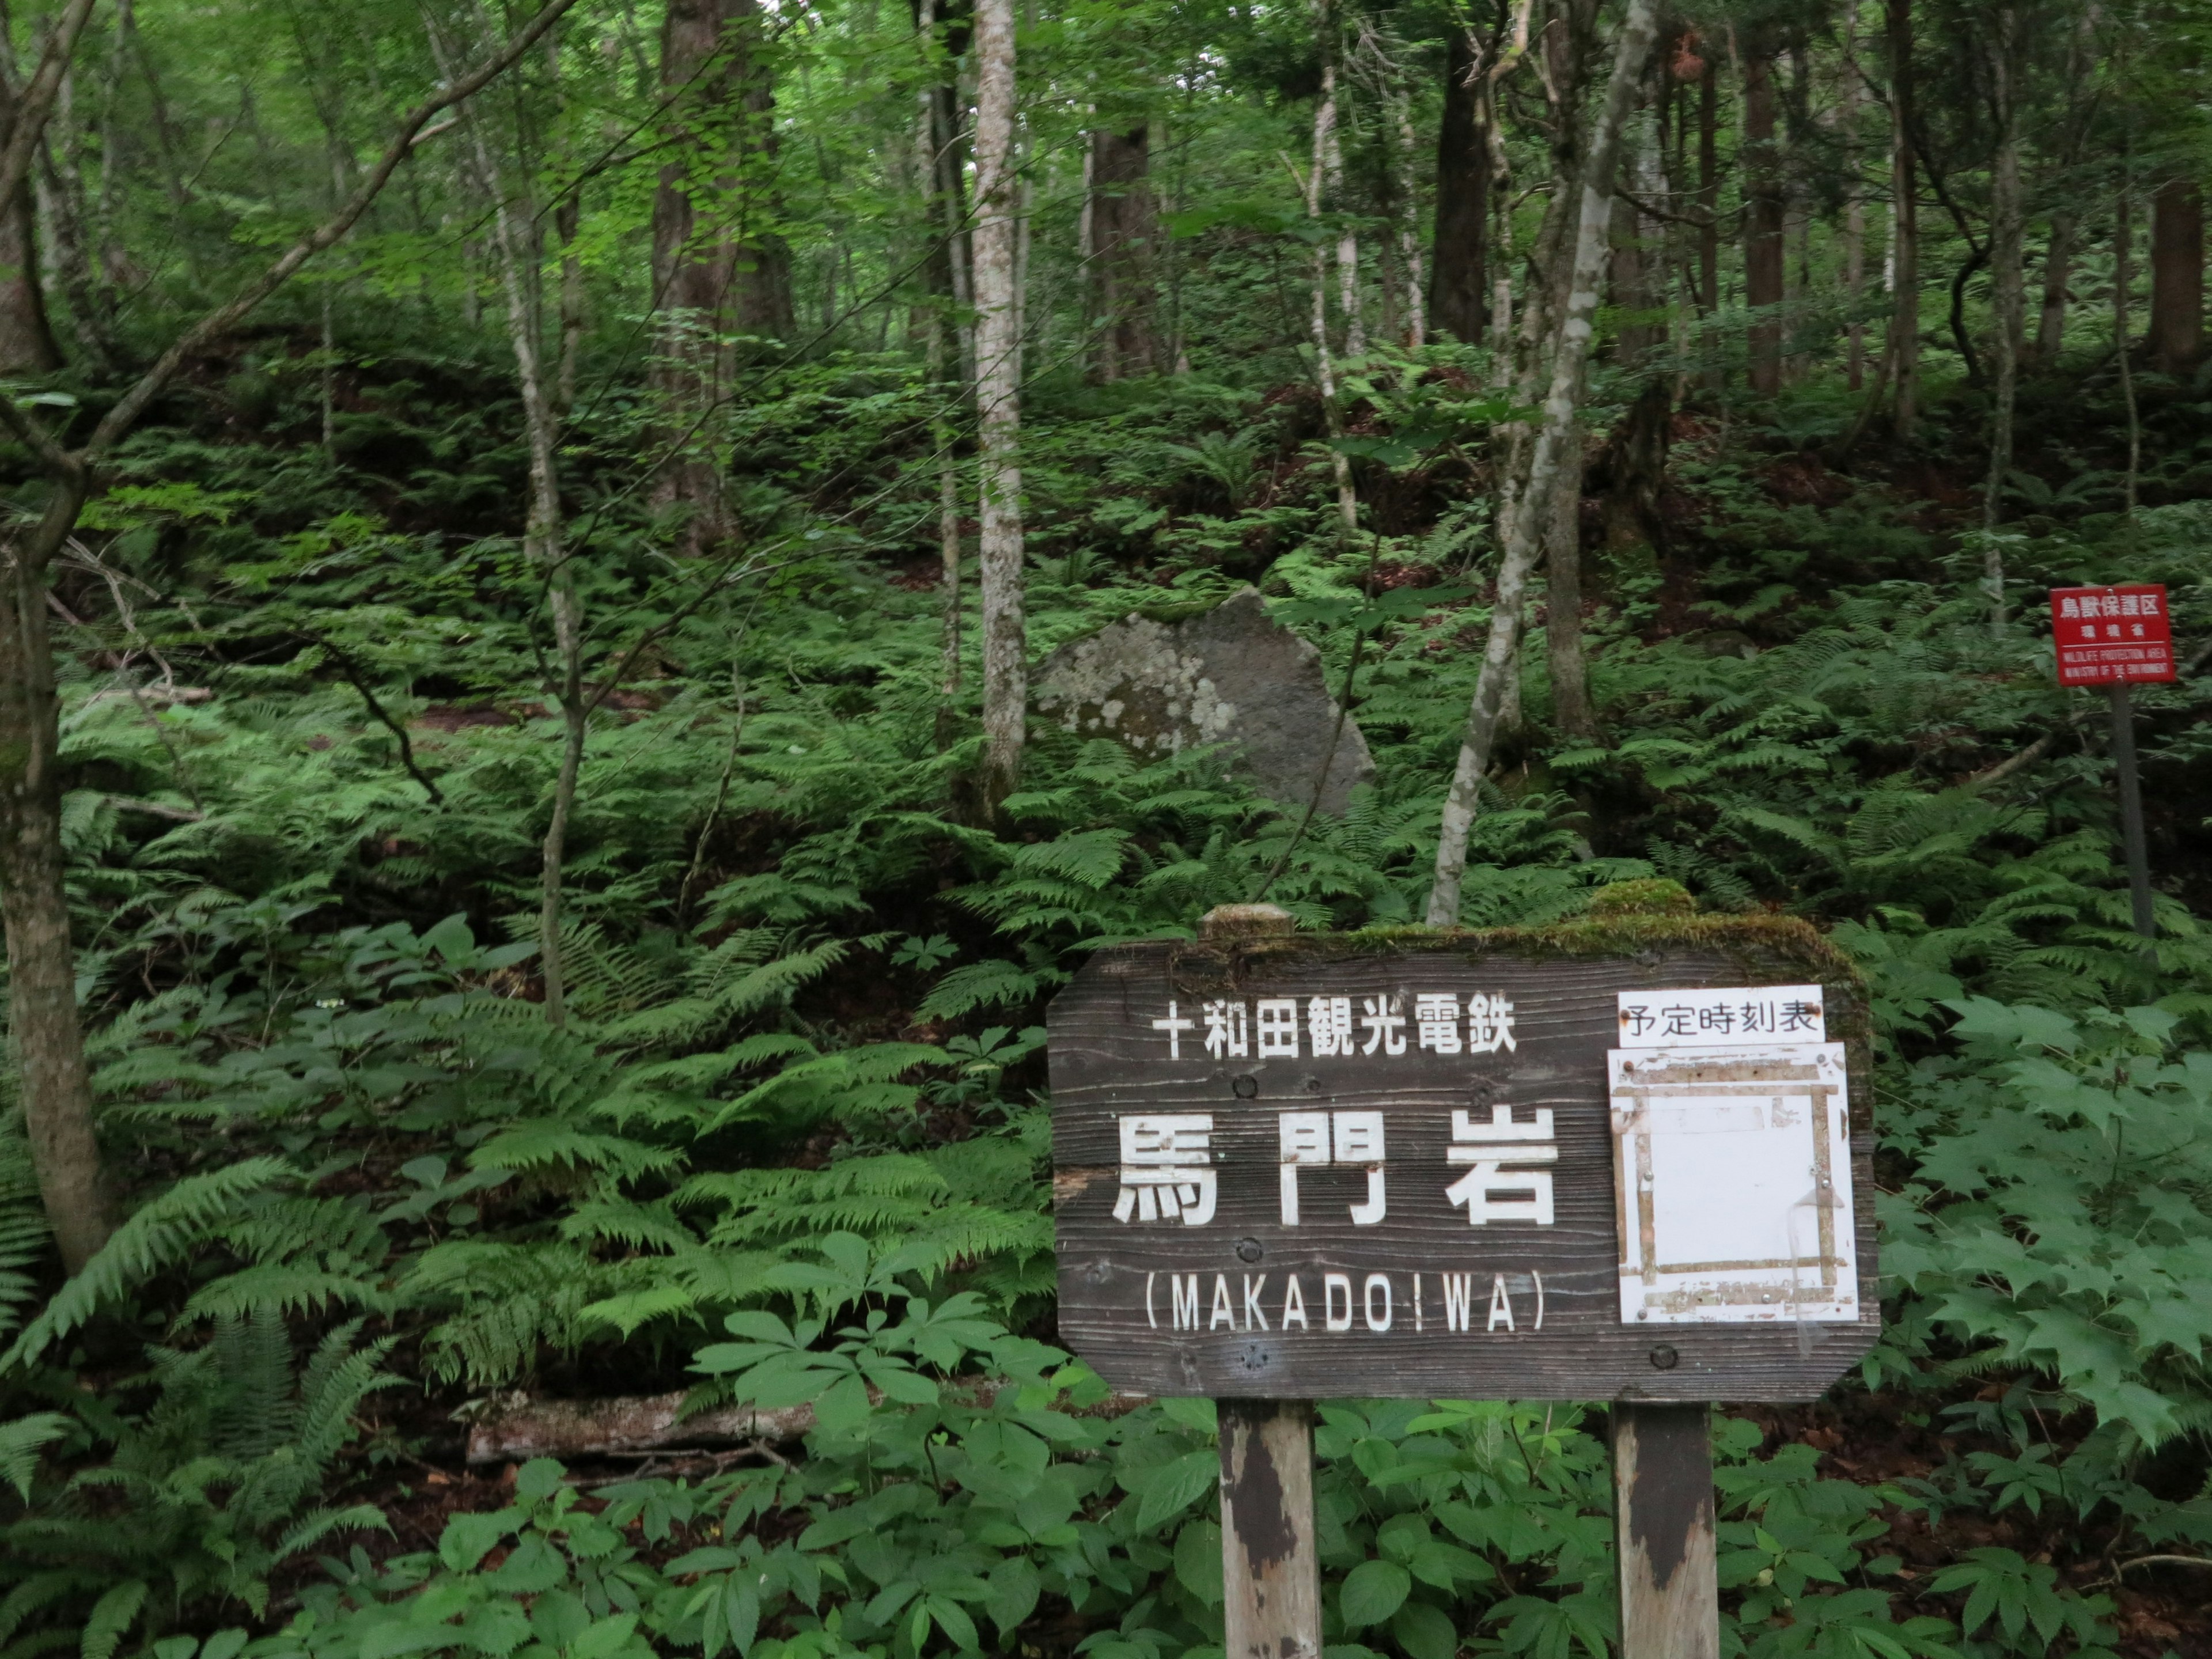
(1032, 587, 1374, 814)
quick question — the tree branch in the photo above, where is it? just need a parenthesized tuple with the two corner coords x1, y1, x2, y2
(84, 0, 583, 460)
(304, 637, 445, 806)
(0, 0, 100, 238)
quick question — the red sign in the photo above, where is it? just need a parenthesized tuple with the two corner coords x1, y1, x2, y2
(2050, 584, 2175, 686)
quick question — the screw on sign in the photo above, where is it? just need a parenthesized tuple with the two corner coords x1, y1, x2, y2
(1048, 906, 1878, 1659)
(2049, 584, 2172, 940)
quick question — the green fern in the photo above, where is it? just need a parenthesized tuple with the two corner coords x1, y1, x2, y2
(4, 1160, 293, 1372)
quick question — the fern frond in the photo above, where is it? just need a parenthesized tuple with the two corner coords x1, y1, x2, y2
(916, 960, 1041, 1021)
(4, 1158, 293, 1372)
(77, 1580, 146, 1659)
(179, 1264, 388, 1325)
(0, 1414, 70, 1500)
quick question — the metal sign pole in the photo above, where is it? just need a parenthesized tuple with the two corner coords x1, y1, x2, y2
(2108, 681, 2157, 939)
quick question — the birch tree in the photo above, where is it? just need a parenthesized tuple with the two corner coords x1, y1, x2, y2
(433, 8, 589, 1027)
(972, 0, 1025, 812)
(1425, 0, 1662, 928)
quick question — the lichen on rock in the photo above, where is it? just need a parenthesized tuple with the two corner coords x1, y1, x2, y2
(1032, 586, 1374, 813)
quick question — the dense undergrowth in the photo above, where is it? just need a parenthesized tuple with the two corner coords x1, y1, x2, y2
(8, 334, 2212, 1659)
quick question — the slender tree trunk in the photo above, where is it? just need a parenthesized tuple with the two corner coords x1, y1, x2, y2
(442, 13, 586, 1025)
(1427, 0, 1662, 926)
(0, 478, 110, 1272)
(1429, 24, 1486, 342)
(1488, 3, 1593, 585)
(1886, 0, 1919, 437)
(918, 0, 964, 737)
(934, 316, 963, 715)
(2117, 157, 2141, 518)
(972, 0, 1024, 813)
(1544, 450, 1593, 737)
(2147, 177, 2205, 373)
(2036, 215, 2075, 365)
(1388, 45, 1425, 347)
(551, 21, 585, 420)
(1980, 9, 2020, 635)
(0, 63, 63, 374)
(1312, 0, 1362, 358)
(2033, 9, 2094, 366)
(1604, 151, 1670, 559)
(1086, 126, 1157, 379)
(1696, 48, 1718, 390)
(36, 66, 115, 372)
(1741, 28, 1785, 398)
(1842, 33, 1866, 391)
(1304, 5, 1357, 532)
(649, 0, 792, 556)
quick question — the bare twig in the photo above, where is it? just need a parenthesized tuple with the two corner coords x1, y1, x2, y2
(304, 636, 445, 805)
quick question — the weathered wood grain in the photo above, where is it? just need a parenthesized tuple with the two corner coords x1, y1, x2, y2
(1047, 935, 1877, 1400)
(1613, 1403, 1719, 1659)
(1219, 1399, 1322, 1659)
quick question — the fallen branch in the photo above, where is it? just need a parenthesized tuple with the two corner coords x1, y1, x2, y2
(466, 1392, 819, 1465)
(103, 796, 203, 823)
(464, 1384, 1149, 1466)
(1959, 729, 2059, 791)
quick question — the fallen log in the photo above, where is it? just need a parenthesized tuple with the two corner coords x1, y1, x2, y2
(465, 1392, 816, 1465)
(464, 1384, 1150, 1466)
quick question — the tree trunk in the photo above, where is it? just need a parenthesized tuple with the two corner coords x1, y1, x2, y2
(1842, 44, 1865, 390)
(1489, 2, 1593, 570)
(1429, 25, 1486, 343)
(649, 0, 793, 556)
(1980, 7, 2020, 634)
(1303, 0, 1357, 532)
(36, 66, 117, 372)
(1387, 44, 1425, 347)
(2118, 158, 2141, 517)
(972, 0, 1024, 814)
(0, 480, 111, 1272)
(917, 0, 964, 740)
(2036, 215, 2074, 365)
(1312, 0, 1362, 357)
(1741, 28, 1785, 398)
(0, 65, 63, 375)
(1604, 175, 1670, 557)
(1885, 0, 1919, 438)
(1427, 0, 1662, 926)
(2032, 7, 2094, 365)
(2147, 177, 2204, 373)
(1544, 449, 1593, 737)
(441, 9, 586, 1025)
(1086, 126, 1157, 380)
(1696, 50, 1717, 317)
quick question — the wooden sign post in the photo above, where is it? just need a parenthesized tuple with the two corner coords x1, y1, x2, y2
(1047, 903, 1877, 1659)
(2050, 582, 2175, 941)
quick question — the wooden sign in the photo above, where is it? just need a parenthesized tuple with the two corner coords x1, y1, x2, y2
(1048, 926, 1876, 1403)
(2051, 583, 2175, 685)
